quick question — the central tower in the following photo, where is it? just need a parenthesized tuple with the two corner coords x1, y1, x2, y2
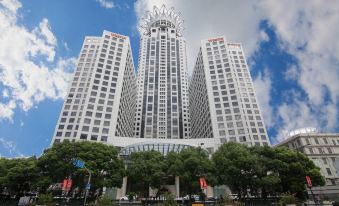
(134, 5, 190, 139)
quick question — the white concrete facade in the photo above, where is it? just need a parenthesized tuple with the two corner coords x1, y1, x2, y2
(51, 30, 136, 144)
(189, 36, 270, 151)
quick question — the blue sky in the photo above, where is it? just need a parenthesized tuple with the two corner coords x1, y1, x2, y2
(0, 0, 338, 157)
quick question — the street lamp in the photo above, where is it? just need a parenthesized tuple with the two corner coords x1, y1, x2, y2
(83, 167, 92, 206)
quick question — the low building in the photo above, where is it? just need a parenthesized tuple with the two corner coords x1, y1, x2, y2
(275, 129, 339, 199)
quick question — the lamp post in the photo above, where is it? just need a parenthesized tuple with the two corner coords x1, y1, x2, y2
(83, 167, 92, 206)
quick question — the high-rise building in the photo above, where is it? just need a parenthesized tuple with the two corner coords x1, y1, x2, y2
(51, 30, 136, 144)
(189, 36, 270, 146)
(133, 5, 190, 139)
(51, 7, 271, 153)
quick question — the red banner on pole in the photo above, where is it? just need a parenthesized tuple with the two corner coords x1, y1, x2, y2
(62, 178, 72, 191)
(199, 177, 207, 189)
(306, 176, 312, 188)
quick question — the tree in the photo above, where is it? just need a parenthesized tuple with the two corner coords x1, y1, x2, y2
(248, 145, 282, 198)
(37, 141, 125, 195)
(271, 146, 325, 199)
(212, 142, 325, 200)
(0, 156, 38, 196)
(175, 147, 215, 197)
(212, 142, 257, 200)
(127, 150, 166, 197)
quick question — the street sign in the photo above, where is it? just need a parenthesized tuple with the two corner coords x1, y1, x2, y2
(73, 159, 85, 168)
(306, 175, 312, 188)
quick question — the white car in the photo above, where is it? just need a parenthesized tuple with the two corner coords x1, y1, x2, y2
(119, 196, 129, 201)
(183, 195, 200, 201)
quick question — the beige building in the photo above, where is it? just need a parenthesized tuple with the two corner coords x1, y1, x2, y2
(276, 129, 339, 199)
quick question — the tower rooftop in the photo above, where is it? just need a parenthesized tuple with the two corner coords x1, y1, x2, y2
(140, 5, 184, 36)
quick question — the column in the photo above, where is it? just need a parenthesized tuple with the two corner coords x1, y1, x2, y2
(175, 176, 180, 198)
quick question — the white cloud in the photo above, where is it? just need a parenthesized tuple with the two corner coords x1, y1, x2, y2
(62, 40, 70, 51)
(253, 69, 273, 128)
(134, 0, 339, 143)
(0, 100, 16, 121)
(95, 0, 115, 9)
(258, 1, 339, 141)
(0, 137, 23, 157)
(2, 88, 9, 98)
(0, 0, 76, 121)
(260, 30, 269, 42)
(284, 65, 299, 81)
(275, 101, 317, 143)
(0, 0, 21, 13)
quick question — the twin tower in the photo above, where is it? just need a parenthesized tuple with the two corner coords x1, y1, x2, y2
(51, 6, 270, 152)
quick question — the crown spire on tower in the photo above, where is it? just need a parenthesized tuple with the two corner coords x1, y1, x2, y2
(140, 4, 184, 36)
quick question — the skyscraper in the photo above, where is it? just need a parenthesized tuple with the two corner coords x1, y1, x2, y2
(51, 7, 271, 153)
(51, 30, 136, 144)
(189, 36, 270, 146)
(133, 5, 190, 139)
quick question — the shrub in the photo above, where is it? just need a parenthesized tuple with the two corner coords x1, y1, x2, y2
(279, 194, 299, 206)
(37, 193, 54, 206)
(96, 196, 116, 206)
(156, 192, 178, 206)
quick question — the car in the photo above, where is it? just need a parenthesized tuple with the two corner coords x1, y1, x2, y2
(119, 196, 129, 201)
(183, 195, 200, 201)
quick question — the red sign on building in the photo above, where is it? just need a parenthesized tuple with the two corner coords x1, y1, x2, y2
(207, 37, 224, 43)
(111, 33, 127, 40)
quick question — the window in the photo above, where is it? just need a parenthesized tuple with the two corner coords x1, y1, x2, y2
(80, 134, 87, 140)
(82, 126, 89, 132)
(91, 135, 98, 141)
(323, 158, 327, 164)
(318, 148, 323, 154)
(326, 168, 332, 175)
(92, 127, 99, 133)
(327, 148, 332, 154)
(323, 138, 328, 144)
(102, 128, 109, 134)
(314, 138, 319, 144)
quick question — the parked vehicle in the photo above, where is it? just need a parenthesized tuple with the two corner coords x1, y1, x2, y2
(120, 196, 129, 201)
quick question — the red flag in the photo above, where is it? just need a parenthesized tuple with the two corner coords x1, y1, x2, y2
(66, 179, 72, 190)
(306, 176, 312, 188)
(62, 178, 72, 191)
(199, 177, 208, 189)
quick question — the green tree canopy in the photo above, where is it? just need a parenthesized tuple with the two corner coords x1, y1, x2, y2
(37, 141, 125, 193)
(170, 147, 215, 197)
(212, 142, 325, 200)
(212, 142, 257, 199)
(0, 156, 38, 195)
(127, 150, 166, 197)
